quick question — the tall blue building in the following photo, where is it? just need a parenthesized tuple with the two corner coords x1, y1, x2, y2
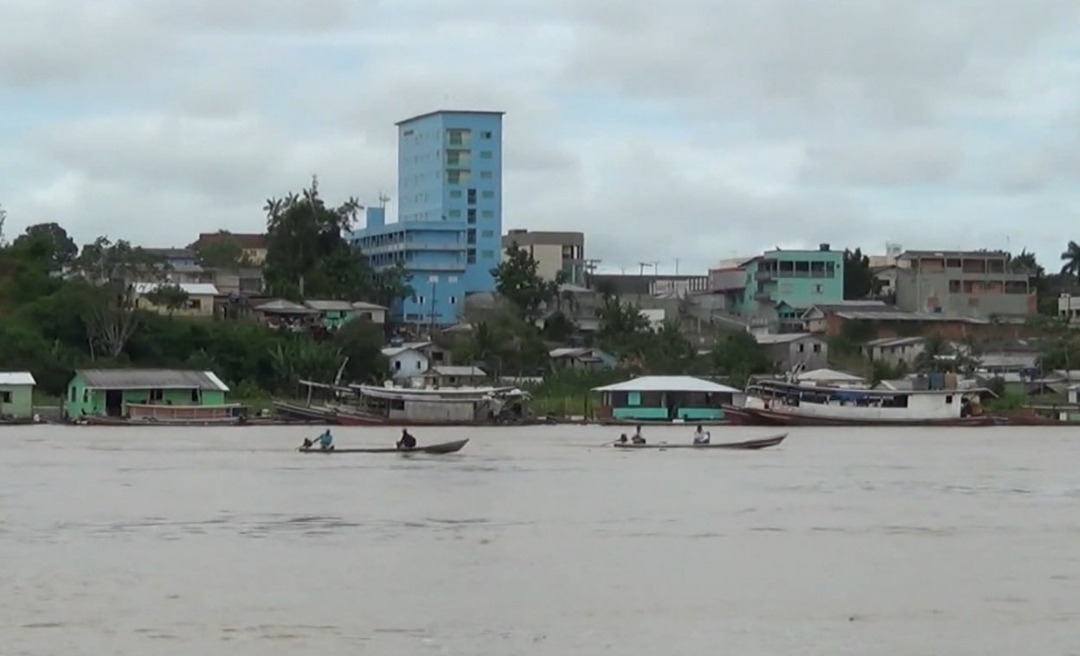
(349, 110, 505, 325)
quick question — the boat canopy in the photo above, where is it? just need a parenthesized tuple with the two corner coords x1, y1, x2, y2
(592, 376, 741, 394)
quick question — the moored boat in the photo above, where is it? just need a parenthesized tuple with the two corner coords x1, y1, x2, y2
(725, 380, 994, 427)
(612, 433, 787, 450)
(298, 438, 469, 455)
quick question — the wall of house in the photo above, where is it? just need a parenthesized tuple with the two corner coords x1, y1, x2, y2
(389, 351, 429, 380)
(136, 293, 216, 317)
(353, 308, 387, 324)
(894, 267, 1035, 318)
(0, 384, 34, 419)
(764, 339, 828, 370)
(64, 381, 227, 417)
(865, 342, 926, 366)
(739, 249, 844, 317)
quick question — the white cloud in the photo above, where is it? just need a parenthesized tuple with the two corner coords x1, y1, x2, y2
(2, 0, 1080, 272)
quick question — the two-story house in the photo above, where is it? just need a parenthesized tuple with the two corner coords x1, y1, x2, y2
(893, 250, 1036, 319)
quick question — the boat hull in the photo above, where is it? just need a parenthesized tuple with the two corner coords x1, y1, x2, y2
(299, 438, 469, 455)
(272, 400, 339, 424)
(722, 405, 994, 427)
(613, 433, 786, 450)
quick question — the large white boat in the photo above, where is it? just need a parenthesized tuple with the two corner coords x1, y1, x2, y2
(334, 384, 530, 425)
(723, 379, 993, 426)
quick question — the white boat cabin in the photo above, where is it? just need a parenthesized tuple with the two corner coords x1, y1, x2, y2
(745, 381, 983, 422)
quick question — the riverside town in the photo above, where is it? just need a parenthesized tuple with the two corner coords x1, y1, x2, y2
(2, 110, 1080, 428)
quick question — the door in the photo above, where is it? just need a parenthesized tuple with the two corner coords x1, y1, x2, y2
(105, 390, 123, 417)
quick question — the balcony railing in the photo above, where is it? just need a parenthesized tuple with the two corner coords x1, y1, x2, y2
(753, 291, 774, 302)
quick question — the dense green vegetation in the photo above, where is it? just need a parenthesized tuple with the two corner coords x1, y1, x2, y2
(0, 183, 400, 401)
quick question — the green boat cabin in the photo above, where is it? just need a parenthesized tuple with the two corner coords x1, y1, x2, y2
(592, 375, 740, 422)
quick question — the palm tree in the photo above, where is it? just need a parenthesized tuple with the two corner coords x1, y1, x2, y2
(1060, 241, 1080, 281)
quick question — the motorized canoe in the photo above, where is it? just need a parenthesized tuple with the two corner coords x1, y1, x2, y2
(298, 438, 470, 455)
(612, 433, 787, 451)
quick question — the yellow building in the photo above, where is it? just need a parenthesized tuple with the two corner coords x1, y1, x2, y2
(501, 230, 585, 284)
(134, 283, 220, 317)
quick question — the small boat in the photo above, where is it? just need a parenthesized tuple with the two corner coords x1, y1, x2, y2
(612, 433, 787, 450)
(298, 438, 470, 455)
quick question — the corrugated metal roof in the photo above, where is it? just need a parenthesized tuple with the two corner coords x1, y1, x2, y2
(254, 299, 316, 314)
(0, 372, 36, 386)
(304, 300, 354, 311)
(755, 333, 819, 345)
(76, 369, 229, 391)
(351, 301, 387, 310)
(428, 366, 487, 377)
(593, 376, 740, 394)
(133, 282, 219, 296)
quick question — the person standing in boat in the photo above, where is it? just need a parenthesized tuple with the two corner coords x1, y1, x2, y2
(397, 428, 417, 450)
(692, 425, 711, 444)
(631, 425, 646, 445)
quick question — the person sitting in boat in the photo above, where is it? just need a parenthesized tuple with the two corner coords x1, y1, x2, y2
(631, 425, 646, 445)
(397, 428, 417, 450)
(317, 429, 334, 451)
(616, 434, 628, 444)
(692, 425, 711, 445)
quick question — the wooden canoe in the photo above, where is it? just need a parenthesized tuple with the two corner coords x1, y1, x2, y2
(298, 438, 469, 455)
(612, 433, 787, 450)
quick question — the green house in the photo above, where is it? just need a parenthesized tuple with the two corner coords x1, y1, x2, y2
(0, 372, 36, 421)
(593, 375, 740, 422)
(304, 300, 362, 330)
(64, 369, 232, 420)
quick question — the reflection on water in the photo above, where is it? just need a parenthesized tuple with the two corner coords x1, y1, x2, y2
(3, 424, 1080, 655)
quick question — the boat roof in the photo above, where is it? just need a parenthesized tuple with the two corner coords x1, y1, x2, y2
(592, 376, 741, 394)
(424, 366, 487, 377)
(0, 372, 36, 386)
(75, 369, 230, 391)
(752, 379, 994, 396)
(796, 368, 866, 383)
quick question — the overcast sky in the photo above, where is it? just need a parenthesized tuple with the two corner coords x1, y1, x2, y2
(2, 0, 1079, 274)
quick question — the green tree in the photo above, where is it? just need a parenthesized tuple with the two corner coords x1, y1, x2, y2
(371, 262, 415, 311)
(843, 248, 881, 300)
(194, 230, 252, 269)
(491, 241, 557, 324)
(263, 176, 371, 300)
(143, 284, 191, 316)
(334, 319, 389, 383)
(73, 237, 167, 358)
(1060, 240, 1080, 282)
(708, 329, 773, 387)
(11, 222, 78, 271)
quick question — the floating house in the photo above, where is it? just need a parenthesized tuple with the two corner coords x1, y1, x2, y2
(592, 375, 741, 422)
(0, 372, 36, 421)
(64, 369, 241, 422)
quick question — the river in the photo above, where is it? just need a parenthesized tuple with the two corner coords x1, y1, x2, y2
(2, 424, 1079, 655)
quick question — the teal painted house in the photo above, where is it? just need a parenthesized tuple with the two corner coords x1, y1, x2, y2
(64, 369, 233, 420)
(0, 372, 36, 421)
(736, 245, 845, 326)
(593, 376, 740, 422)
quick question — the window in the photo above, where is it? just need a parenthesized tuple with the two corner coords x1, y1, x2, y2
(450, 296, 457, 305)
(812, 343, 822, 353)
(0, 391, 10, 403)
(482, 190, 494, 199)
(481, 131, 492, 139)
(467, 249, 476, 264)
(449, 209, 461, 218)
(479, 151, 492, 159)
(450, 190, 462, 198)
(797, 343, 805, 353)
(70, 387, 76, 402)
(481, 210, 494, 219)
(480, 171, 493, 179)
(467, 209, 476, 223)
(481, 229, 494, 238)
(945, 395, 954, 404)
(481, 250, 495, 259)
(191, 389, 200, 403)
(418, 295, 425, 305)
(394, 360, 401, 371)
(448, 276, 459, 283)
(467, 229, 477, 245)
(150, 389, 164, 402)
(447, 170, 470, 184)
(949, 280, 961, 293)
(467, 188, 477, 204)
(447, 129, 469, 145)
(812, 284, 823, 294)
